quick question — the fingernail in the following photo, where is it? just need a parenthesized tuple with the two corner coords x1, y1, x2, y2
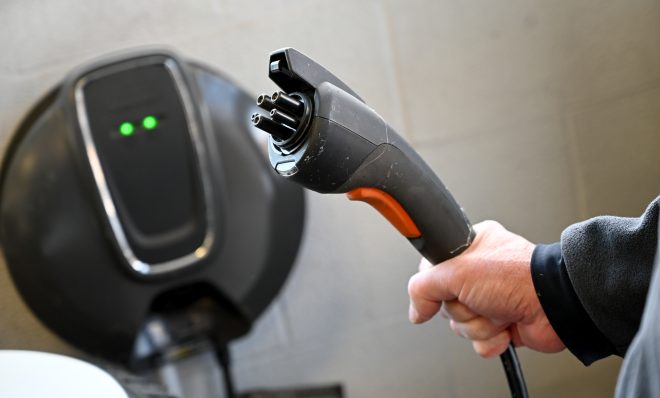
(409, 304, 419, 323)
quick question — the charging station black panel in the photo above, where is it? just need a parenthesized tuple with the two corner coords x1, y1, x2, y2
(82, 62, 206, 264)
(0, 50, 305, 369)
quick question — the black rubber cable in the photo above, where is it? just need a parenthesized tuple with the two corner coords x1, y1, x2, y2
(216, 345, 237, 398)
(214, 342, 524, 398)
(500, 343, 529, 398)
(213, 328, 524, 398)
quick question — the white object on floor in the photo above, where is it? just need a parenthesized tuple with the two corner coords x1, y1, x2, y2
(0, 350, 128, 398)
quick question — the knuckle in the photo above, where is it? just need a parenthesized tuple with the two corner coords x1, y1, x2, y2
(473, 341, 496, 358)
(418, 257, 432, 271)
(471, 320, 497, 340)
(478, 220, 503, 232)
(473, 342, 490, 358)
(463, 323, 491, 340)
(449, 319, 458, 332)
(449, 320, 464, 338)
(407, 274, 423, 299)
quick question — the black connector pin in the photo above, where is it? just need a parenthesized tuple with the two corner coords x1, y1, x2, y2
(270, 109, 299, 129)
(251, 113, 295, 141)
(272, 91, 304, 117)
(257, 94, 276, 111)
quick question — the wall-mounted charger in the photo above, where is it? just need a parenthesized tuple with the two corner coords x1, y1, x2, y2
(0, 49, 305, 370)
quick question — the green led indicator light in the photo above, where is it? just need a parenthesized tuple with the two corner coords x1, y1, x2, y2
(119, 122, 135, 137)
(142, 115, 158, 130)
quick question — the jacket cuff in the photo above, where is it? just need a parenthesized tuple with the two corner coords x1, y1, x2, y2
(531, 243, 617, 365)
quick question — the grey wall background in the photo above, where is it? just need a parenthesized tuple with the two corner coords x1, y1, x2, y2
(1, 0, 659, 397)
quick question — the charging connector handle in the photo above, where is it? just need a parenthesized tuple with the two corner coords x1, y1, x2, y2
(251, 48, 529, 398)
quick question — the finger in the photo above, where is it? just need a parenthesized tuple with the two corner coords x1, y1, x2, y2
(408, 263, 463, 303)
(472, 329, 511, 358)
(408, 299, 440, 324)
(442, 300, 477, 322)
(450, 317, 508, 341)
(408, 266, 462, 323)
(419, 257, 434, 271)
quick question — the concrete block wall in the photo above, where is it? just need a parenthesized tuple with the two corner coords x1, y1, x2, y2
(1, 1, 659, 396)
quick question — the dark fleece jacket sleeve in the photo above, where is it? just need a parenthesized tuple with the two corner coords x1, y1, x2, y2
(560, 196, 660, 357)
(615, 215, 660, 397)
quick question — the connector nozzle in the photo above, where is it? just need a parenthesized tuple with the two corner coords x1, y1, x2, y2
(251, 90, 311, 151)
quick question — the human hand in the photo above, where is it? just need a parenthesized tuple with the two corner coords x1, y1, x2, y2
(407, 220, 565, 358)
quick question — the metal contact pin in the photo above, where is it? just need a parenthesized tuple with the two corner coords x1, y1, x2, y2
(252, 113, 295, 141)
(272, 91, 304, 117)
(270, 109, 299, 129)
(256, 94, 276, 111)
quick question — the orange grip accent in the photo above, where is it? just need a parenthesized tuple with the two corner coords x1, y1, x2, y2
(346, 187, 421, 238)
